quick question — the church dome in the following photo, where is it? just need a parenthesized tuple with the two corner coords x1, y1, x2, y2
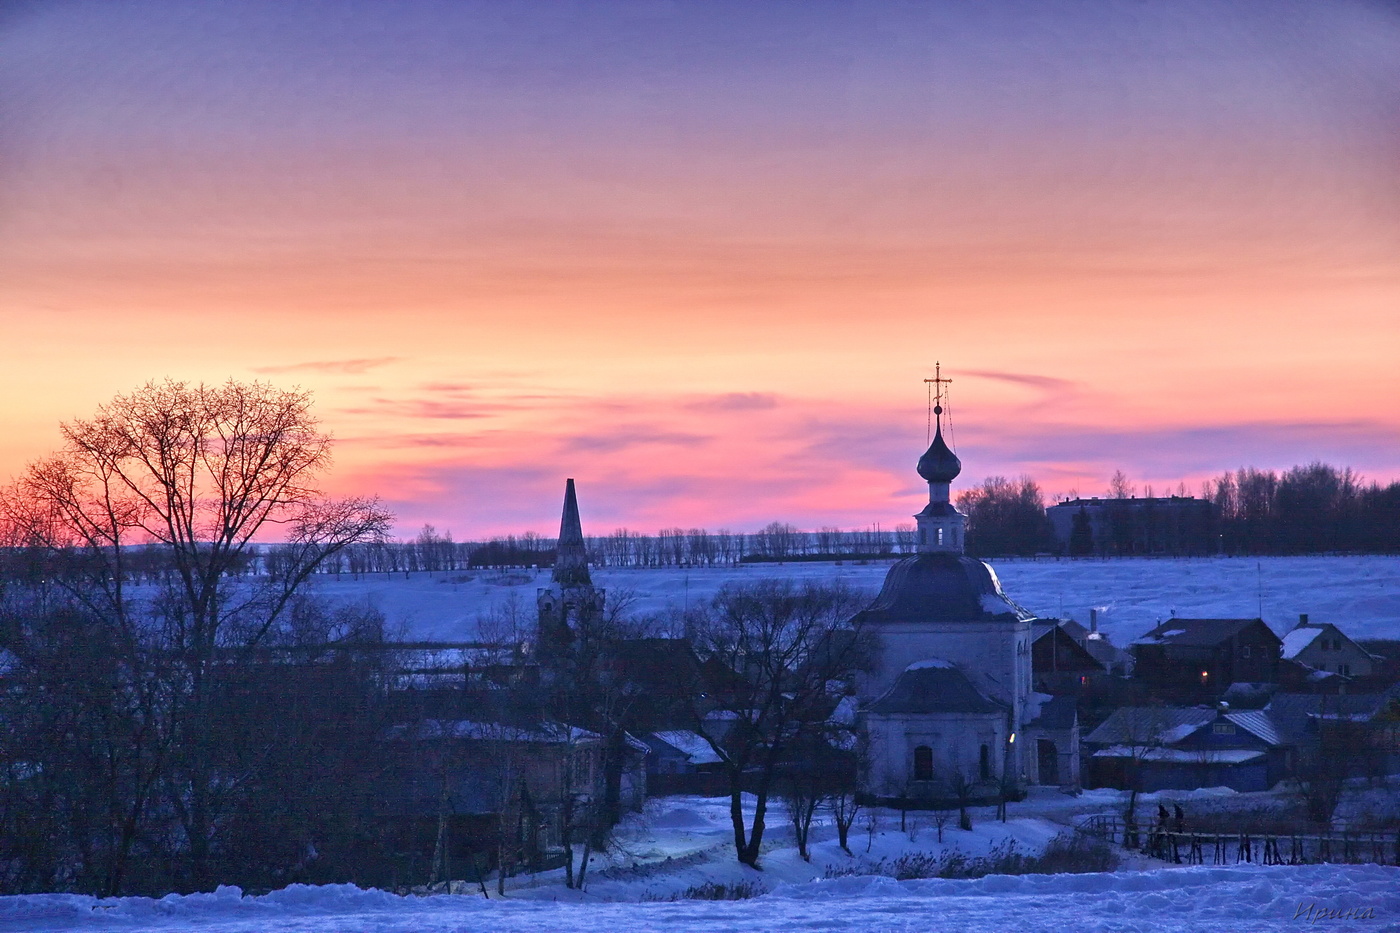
(916, 427, 961, 483)
(853, 552, 1033, 625)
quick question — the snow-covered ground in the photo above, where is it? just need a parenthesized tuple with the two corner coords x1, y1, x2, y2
(8, 786, 1399, 931)
(8, 788, 1398, 932)
(308, 554, 1400, 645)
(9, 865, 1398, 933)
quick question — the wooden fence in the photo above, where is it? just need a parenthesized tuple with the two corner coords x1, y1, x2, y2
(1077, 814, 1400, 867)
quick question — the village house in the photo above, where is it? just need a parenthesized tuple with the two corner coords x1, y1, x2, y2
(1030, 620, 1106, 694)
(1084, 703, 1288, 793)
(1281, 615, 1379, 681)
(1131, 617, 1282, 700)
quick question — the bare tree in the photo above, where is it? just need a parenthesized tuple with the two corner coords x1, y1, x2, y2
(5, 379, 393, 889)
(686, 580, 870, 868)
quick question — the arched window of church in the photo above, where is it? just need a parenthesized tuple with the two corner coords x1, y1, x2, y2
(979, 744, 991, 781)
(936, 527, 944, 546)
(913, 745, 934, 781)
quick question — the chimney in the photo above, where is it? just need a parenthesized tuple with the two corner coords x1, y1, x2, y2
(1299, 613, 1308, 625)
(1090, 608, 1098, 633)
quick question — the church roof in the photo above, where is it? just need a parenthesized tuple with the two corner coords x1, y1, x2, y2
(552, 477, 593, 587)
(916, 425, 961, 483)
(852, 552, 1034, 626)
(865, 661, 1005, 715)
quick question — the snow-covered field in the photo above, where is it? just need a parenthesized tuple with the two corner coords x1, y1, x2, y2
(8, 788, 1398, 932)
(308, 555, 1400, 645)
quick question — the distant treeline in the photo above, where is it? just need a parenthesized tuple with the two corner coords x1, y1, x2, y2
(3, 464, 1392, 584)
(1206, 463, 1400, 554)
(959, 462, 1400, 558)
(323, 522, 917, 573)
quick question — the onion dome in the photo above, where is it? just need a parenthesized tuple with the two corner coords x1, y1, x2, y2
(916, 425, 961, 483)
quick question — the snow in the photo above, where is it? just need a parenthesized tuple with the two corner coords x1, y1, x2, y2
(6, 865, 1398, 932)
(9, 787, 1400, 931)
(1281, 626, 1323, 659)
(387, 720, 599, 743)
(905, 657, 956, 671)
(651, 731, 722, 766)
(1092, 746, 1266, 765)
(303, 555, 1400, 645)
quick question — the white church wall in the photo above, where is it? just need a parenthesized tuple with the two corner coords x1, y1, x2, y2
(862, 618, 1034, 785)
(864, 711, 1007, 795)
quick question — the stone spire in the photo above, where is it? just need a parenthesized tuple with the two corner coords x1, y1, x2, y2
(537, 478, 604, 657)
(914, 411, 966, 554)
(553, 477, 592, 587)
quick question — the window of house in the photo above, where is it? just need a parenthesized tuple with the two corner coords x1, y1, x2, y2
(913, 745, 934, 781)
(1213, 723, 1235, 735)
(1242, 646, 1251, 659)
(979, 744, 991, 781)
(1340, 664, 1351, 677)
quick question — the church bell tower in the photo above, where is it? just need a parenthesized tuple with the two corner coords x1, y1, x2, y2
(536, 478, 605, 657)
(915, 366, 965, 553)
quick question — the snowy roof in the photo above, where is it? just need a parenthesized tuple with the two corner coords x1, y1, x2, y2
(1084, 707, 1215, 746)
(1264, 692, 1397, 744)
(1281, 626, 1324, 659)
(1224, 710, 1282, 746)
(1133, 618, 1276, 647)
(865, 664, 1005, 716)
(648, 731, 722, 765)
(905, 657, 955, 671)
(853, 552, 1036, 627)
(1092, 746, 1266, 765)
(385, 719, 601, 744)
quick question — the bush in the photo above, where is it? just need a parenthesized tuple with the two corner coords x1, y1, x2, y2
(823, 834, 1116, 881)
(676, 880, 767, 900)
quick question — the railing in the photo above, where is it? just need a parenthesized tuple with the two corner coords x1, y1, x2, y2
(1076, 814, 1400, 866)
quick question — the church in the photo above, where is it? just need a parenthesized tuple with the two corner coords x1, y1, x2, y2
(853, 403, 1076, 801)
(531, 394, 1078, 805)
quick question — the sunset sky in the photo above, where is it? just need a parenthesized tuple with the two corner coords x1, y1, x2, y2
(2, 1, 1397, 538)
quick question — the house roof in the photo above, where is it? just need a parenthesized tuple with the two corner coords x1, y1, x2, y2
(1224, 709, 1282, 746)
(1085, 707, 1215, 746)
(386, 719, 601, 744)
(1092, 747, 1266, 765)
(1031, 622, 1107, 672)
(865, 660, 1006, 716)
(1264, 692, 1397, 744)
(1086, 704, 1288, 748)
(1281, 625, 1326, 659)
(1027, 693, 1077, 730)
(1133, 618, 1279, 648)
(647, 730, 722, 766)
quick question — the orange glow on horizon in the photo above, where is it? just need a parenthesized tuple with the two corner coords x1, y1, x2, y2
(2, 2, 1397, 537)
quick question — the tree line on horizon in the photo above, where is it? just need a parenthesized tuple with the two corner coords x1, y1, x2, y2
(6, 462, 1393, 589)
(334, 461, 1399, 568)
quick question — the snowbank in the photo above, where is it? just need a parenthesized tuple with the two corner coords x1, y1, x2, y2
(6, 864, 1397, 933)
